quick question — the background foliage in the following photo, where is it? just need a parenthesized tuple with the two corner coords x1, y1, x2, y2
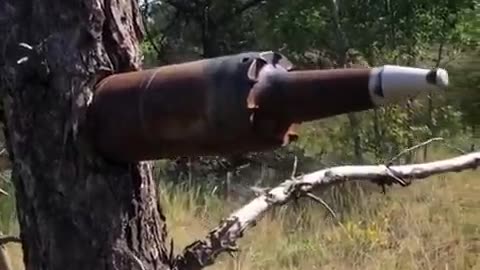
(139, 0, 479, 183)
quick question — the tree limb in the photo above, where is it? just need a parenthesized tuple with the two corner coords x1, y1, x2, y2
(163, 0, 197, 13)
(389, 137, 444, 164)
(173, 151, 480, 270)
(232, 0, 265, 15)
(164, 0, 204, 30)
(0, 233, 20, 270)
(140, 0, 163, 58)
(140, 0, 179, 64)
(217, 0, 266, 25)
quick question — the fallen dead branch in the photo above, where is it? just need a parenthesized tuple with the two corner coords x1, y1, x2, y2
(0, 236, 21, 246)
(173, 151, 480, 270)
(0, 235, 19, 270)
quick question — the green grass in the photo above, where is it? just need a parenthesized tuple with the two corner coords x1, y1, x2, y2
(1, 150, 479, 270)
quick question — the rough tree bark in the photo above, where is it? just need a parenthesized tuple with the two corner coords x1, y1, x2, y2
(0, 0, 171, 269)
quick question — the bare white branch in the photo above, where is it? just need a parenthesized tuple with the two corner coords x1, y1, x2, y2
(174, 151, 480, 270)
(0, 236, 21, 246)
(387, 137, 444, 164)
(0, 234, 20, 270)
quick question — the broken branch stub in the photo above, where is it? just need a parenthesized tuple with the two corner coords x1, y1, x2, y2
(173, 151, 479, 270)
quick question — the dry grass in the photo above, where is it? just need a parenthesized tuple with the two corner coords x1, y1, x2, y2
(159, 148, 480, 270)
(2, 151, 480, 270)
(160, 169, 480, 270)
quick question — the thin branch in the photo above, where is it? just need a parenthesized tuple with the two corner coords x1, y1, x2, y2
(140, 1, 180, 64)
(163, 0, 197, 13)
(289, 156, 336, 218)
(217, 0, 266, 25)
(436, 41, 445, 68)
(304, 192, 337, 219)
(0, 188, 7, 196)
(238, 0, 264, 11)
(424, 39, 446, 160)
(388, 137, 444, 164)
(441, 143, 467, 155)
(173, 151, 480, 270)
(140, 0, 162, 56)
(0, 236, 20, 246)
(388, 137, 468, 166)
(164, 0, 204, 22)
(290, 155, 298, 179)
(233, 0, 265, 15)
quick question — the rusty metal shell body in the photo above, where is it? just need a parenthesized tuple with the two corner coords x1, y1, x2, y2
(89, 52, 279, 162)
(88, 52, 374, 162)
(250, 68, 374, 123)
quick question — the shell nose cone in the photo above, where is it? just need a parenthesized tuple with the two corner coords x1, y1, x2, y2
(427, 68, 449, 90)
(368, 65, 450, 106)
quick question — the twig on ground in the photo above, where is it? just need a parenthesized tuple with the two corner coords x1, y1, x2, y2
(173, 151, 480, 270)
(385, 166, 411, 186)
(288, 155, 337, 218)
(304, 192, 337, 219)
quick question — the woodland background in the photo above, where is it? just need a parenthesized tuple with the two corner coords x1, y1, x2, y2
(1, 0, 479, 269)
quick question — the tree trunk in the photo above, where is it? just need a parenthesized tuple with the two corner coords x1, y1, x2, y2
(347, 113, 363, 163)
(327, 0, 364, 163)
(200, 1, 219, 58)
(372, 109, 382, 160)
(423, 42, 444, 161)
(0, 0, 170, 269)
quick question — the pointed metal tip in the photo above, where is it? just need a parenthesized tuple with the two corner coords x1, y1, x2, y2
(436, 68, 449, 89)
(426, 68, 449, 90)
